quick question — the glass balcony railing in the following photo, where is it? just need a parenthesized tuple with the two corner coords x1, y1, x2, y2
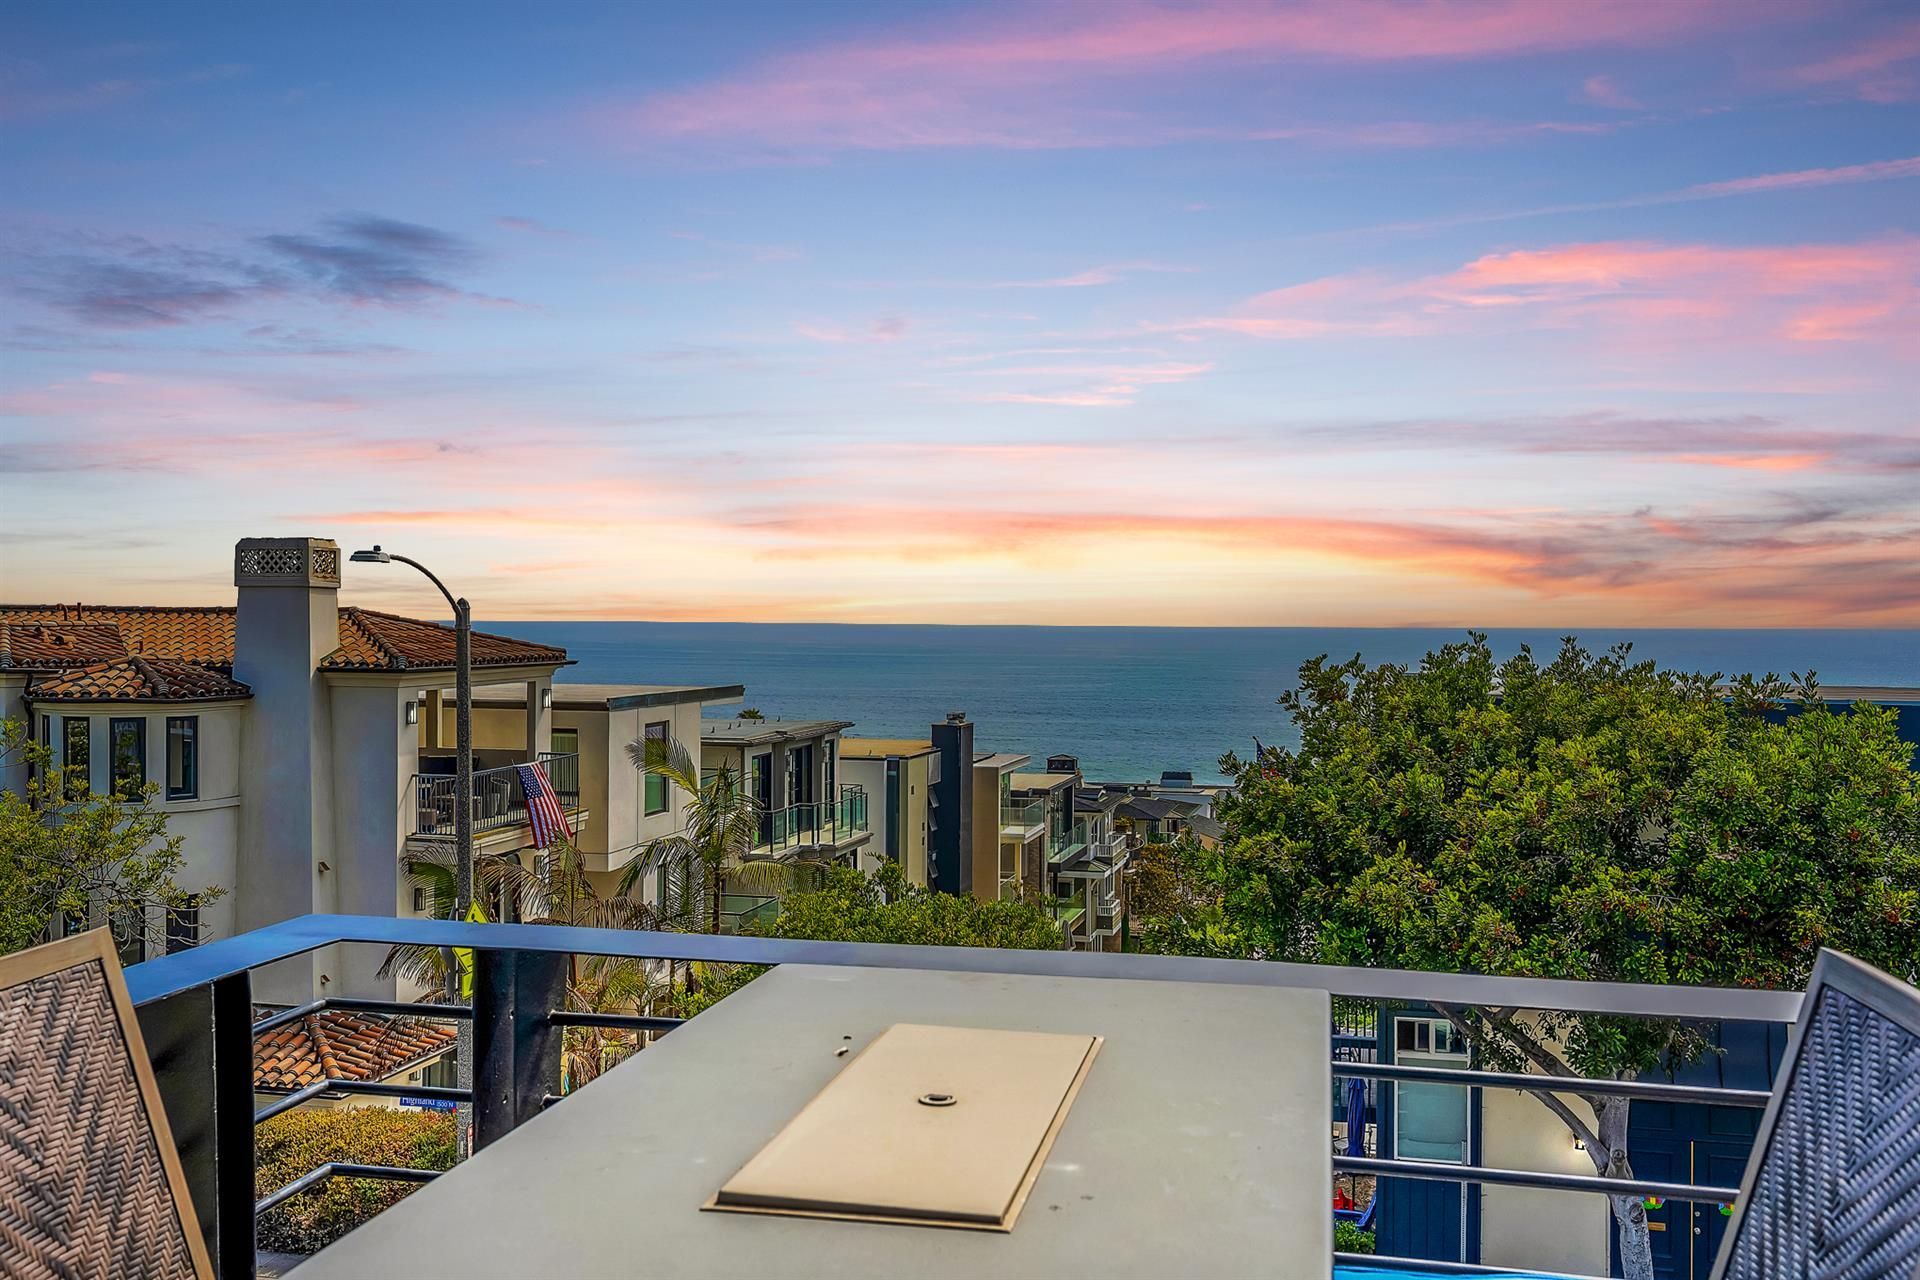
(1048, 818, 1092, 864)
(757, 784, 870, 854)
(1000, 798, 1045, 832)
(717, 894, 779, 934)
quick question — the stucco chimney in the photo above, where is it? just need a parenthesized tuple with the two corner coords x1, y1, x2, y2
(232, 538, 342, 996)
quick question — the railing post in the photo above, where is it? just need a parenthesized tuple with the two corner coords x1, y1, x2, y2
(472, 947, 567, 1151)
(135, 969, 255, 1280)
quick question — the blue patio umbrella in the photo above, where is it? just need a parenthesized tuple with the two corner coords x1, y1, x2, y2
(1343, 1074, 1368, 1157)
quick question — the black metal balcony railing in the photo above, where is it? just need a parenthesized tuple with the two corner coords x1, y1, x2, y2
(411, 751, 579, 838)
(123, 914, 1805, 1280)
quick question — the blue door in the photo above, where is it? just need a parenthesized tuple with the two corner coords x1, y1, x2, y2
(1619, 1104, 1762, 1279)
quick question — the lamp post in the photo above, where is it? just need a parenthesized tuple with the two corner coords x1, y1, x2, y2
(351, 544, 475, 1152)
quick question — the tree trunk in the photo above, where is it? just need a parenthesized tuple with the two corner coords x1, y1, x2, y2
(1595, 1096, 1654, 1280)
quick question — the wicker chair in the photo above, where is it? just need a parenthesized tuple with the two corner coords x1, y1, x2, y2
(0, 929, 213, 1280)
(1711, 948, 1920, 1280)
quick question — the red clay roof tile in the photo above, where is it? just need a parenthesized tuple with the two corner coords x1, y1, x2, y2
(252, 1008, 458, 1093)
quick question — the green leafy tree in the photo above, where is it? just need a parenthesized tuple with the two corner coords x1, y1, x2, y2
(0, 717, 217, 957)
(1150, 636, 1919, 1279)
(678, 863, 1066, 1013)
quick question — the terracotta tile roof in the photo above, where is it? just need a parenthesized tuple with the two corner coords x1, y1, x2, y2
(0, 622, 129, 668)
(0, 605, 236, 667)
(30, 656, 253, 702)
(0, 604, 566, 676)
(253, 1008, 458, 1093)
(328, 607, 569, 672)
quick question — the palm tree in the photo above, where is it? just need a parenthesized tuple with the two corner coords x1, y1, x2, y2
(619, 733, 824, 934)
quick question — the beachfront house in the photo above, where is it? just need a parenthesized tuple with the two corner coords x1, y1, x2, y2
(698, 718, 872, 903)
(836, 736, 938, 884)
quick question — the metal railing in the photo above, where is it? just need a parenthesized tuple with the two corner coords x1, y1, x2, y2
(410, 751, 580, 838)
(1048, 817, 1091, 863)
(123, 913, 1805, 1280)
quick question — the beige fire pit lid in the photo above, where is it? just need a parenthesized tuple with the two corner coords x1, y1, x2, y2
(706, 1022, 1101, 1232)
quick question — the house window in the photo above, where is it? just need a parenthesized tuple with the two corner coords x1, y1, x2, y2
(412, 887, 428, 914)
(643, 720, 670, 815)
(111, 909, 146, 966)
(109, 717, 145, 794)
(550, 727, 579, 758)
(63, 716, 90, 787)
(1392, 1015, 1470, 1165)
(165, 898, 200, 953)
(165, 716, 198, 800)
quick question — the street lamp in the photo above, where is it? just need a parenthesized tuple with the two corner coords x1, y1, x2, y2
(350, 545, 474, 925)
(352, 544, 476, 1153)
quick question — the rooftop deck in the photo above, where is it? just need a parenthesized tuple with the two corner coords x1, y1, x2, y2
(124, 915, 1803, 1279)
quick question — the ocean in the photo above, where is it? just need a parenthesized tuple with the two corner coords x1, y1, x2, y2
(492, 623, 1920, 786)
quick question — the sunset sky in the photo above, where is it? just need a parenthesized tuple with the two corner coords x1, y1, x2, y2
(3, 0, 1918, 626)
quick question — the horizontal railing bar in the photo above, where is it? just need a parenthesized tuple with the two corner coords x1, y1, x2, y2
(124, 913, 1806, 1024)
(1334, 1060, 1772, 1109)
(546, 1011, 686, 1033)
(251, 996, 472, 1036)
(255, 1162, 440, 1217)
(1333, 1156, 1739, 1204)
(1335, 1254, 1607, 1280)
(255, 1080, 470, 1125)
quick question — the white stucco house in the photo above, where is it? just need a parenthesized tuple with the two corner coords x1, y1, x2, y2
(0, 536, 740, 1003)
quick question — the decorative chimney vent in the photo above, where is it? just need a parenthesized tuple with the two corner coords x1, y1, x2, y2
(235, 537, 341, 588)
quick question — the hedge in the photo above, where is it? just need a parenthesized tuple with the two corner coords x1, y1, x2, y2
(255, 1107, 456, 1253)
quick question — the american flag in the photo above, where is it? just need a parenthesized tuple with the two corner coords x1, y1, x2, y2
(515, 761, 572, 850)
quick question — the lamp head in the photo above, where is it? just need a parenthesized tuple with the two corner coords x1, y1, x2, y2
(349, 545, 391, 564)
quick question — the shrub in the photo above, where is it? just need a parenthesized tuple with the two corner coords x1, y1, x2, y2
(1334, 1220, 1376, 1255)
(255, 1107, 456, 1253)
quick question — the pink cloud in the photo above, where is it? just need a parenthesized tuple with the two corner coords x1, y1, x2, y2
(1167, 237, 1920, 349)
(1792, 16, 1920, 102)
(992, 261, 1185, 289)
(1577, 74, 1642, 109)
(598, 0, 1755, 152)
(968, 360, 1213, 407)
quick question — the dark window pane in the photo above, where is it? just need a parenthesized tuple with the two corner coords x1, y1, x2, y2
(643, 720, 670, 814)
(550, 727, 579, 756)
(165, 898, 200, 953)
(166, 716, 198, 800)
(63, 716, 90, 785)
(109, 717, 145, 793)
(112, 910, 146, 966)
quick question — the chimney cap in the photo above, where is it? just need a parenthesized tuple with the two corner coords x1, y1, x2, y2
(945, 711, 968, 723)
(235, 537, 342, 589)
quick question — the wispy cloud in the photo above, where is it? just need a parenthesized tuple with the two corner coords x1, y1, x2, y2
(1792, 16, 1920, 103)
(6, 215, 499, 333)
(1165, 236, 1920, 349)
(794, 314, 911, 343)
(1576, 74, 1641, 110)
(259, 215, 481, 306)
(496, 215, 574, 238)
(596, 0, 1752, 153)
(992, 261, 1185, 289)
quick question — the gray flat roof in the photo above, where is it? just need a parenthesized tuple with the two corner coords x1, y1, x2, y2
(702, 718, 853, 745)
(475, 681, 745, 712)
(973, 751, 1033, 771)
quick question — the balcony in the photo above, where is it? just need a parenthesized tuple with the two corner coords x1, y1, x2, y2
(1000, 797, 1046, 837)
(409, 751, 581, 841)
(717, 893, 779, 934)
(120, 914, 1806, 1280)
(753, 784, 870, 858)
(1047, 817, 1092, 865)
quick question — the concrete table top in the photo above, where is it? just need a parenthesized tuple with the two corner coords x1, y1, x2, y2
(298, 964, 1332, 1279)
